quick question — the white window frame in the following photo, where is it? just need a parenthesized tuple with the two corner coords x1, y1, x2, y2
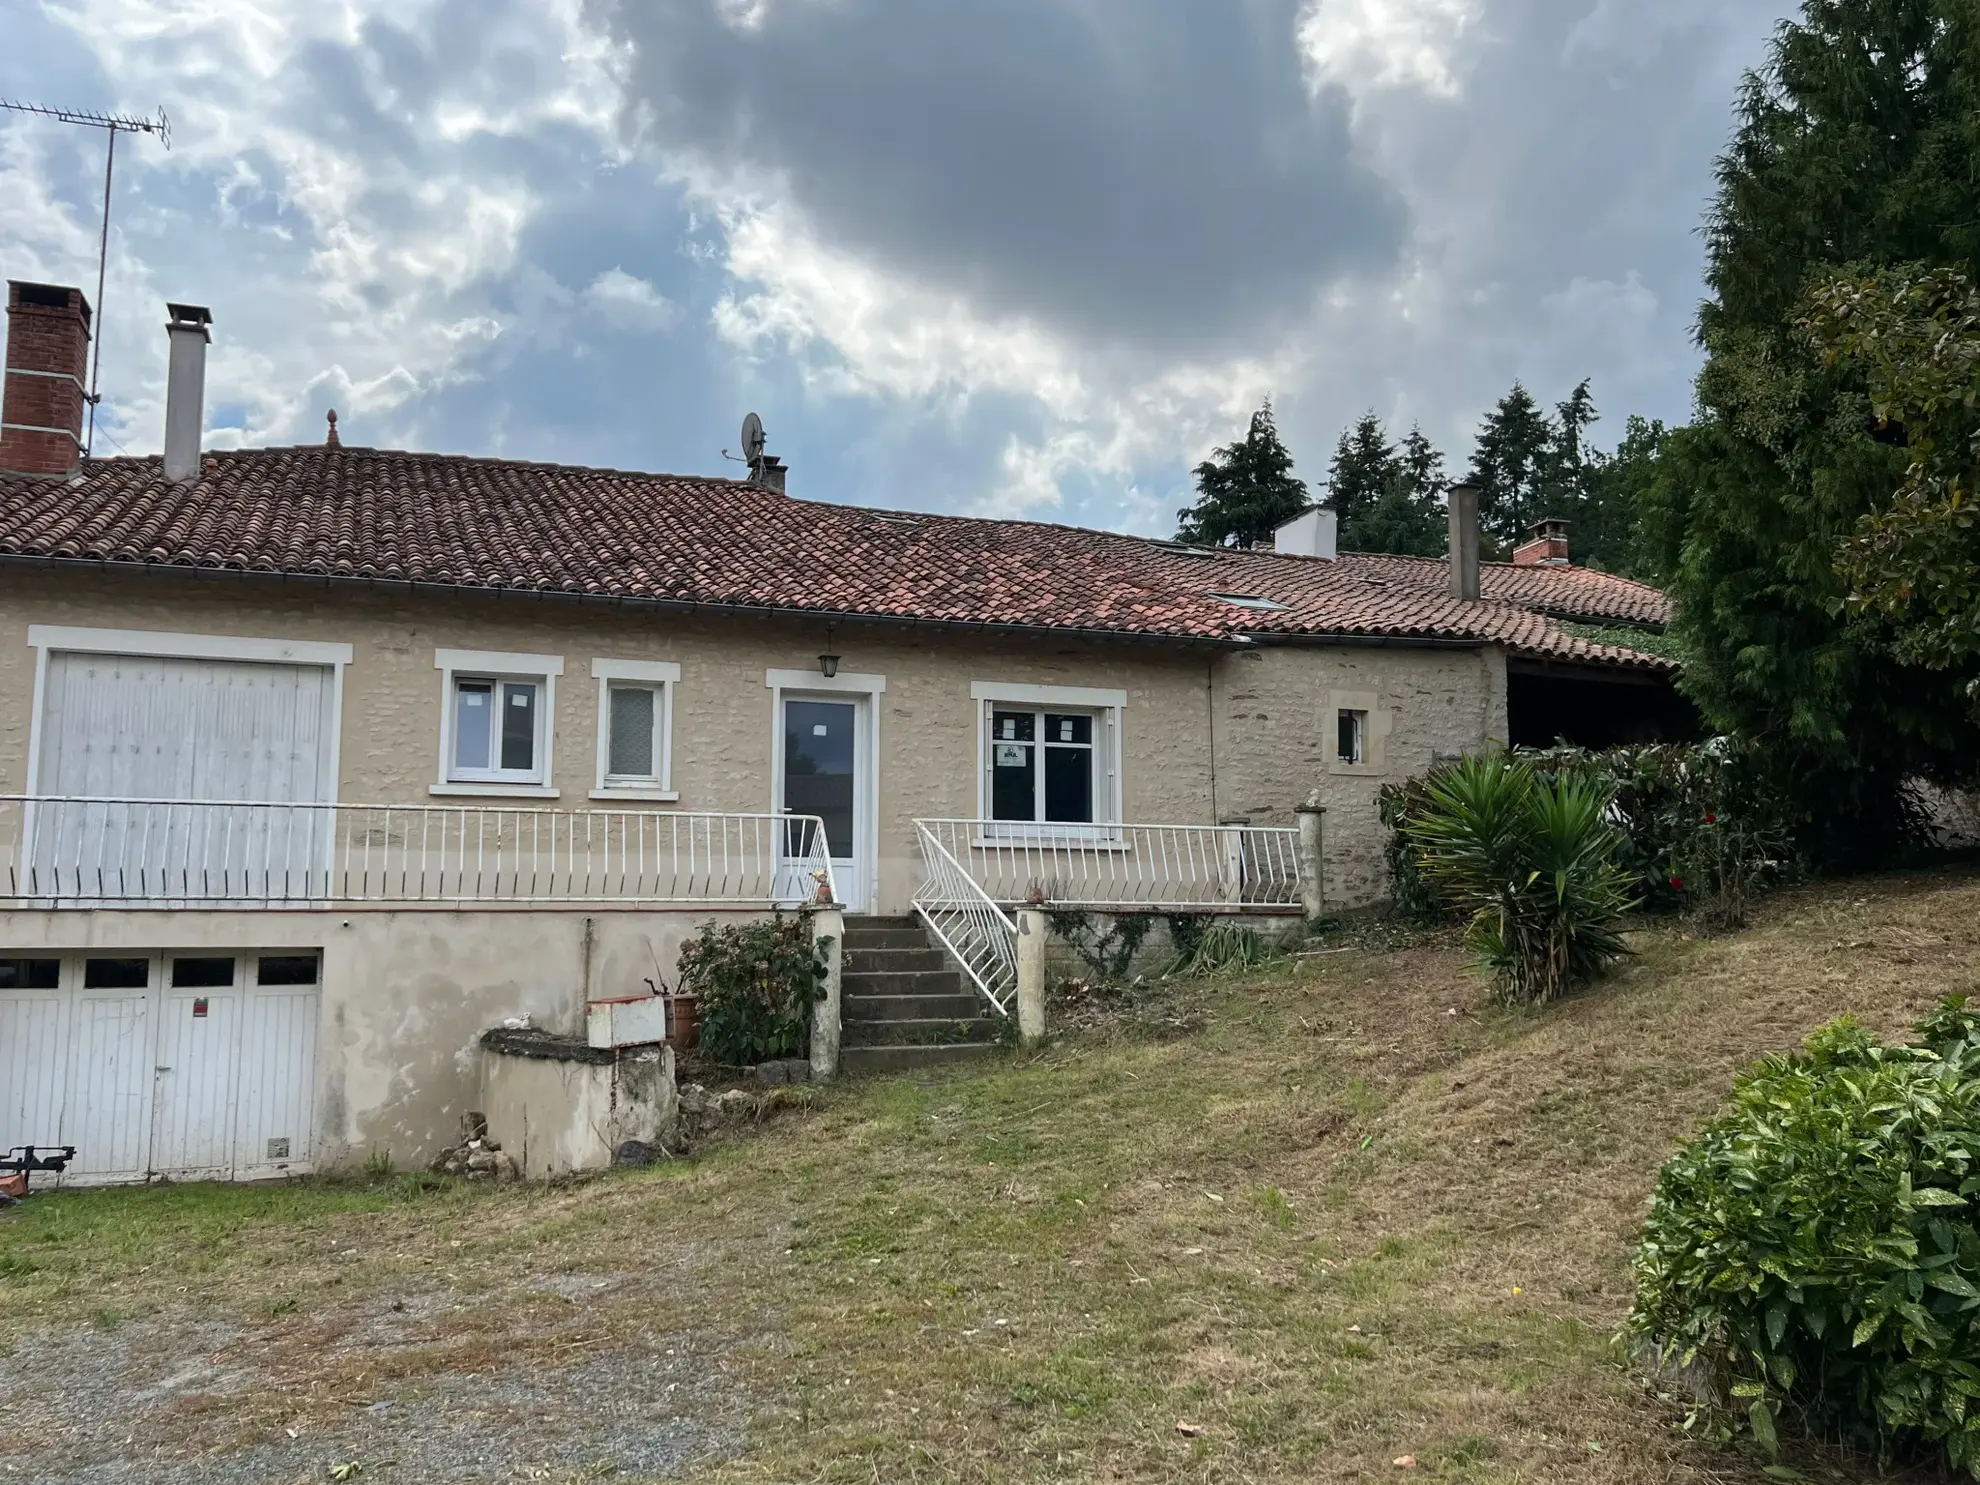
(590, 658, 681, 802)
(432, 648, 563, 798)
(970, 681, 1125, 844)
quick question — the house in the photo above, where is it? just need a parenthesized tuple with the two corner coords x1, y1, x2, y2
(0, 280, 1680, 1181)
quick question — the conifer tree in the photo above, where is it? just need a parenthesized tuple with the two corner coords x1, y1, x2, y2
(1349, 425, 1448, 556)
(1175, 400, 1311, 549)
(1649, 0, 1980, 856)
(1324, 413, 1397, 538)
(1466, 383, 1556, 546)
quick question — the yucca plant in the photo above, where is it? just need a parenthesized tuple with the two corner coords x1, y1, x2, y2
(1404, 754, 1637, 1004)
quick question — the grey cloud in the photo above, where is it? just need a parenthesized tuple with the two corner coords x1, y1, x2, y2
(591, 0, 1406, 354)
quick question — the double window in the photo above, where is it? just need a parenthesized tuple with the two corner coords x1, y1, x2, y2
(973, 683, 1124, 836)
(434, 650, 563, 796)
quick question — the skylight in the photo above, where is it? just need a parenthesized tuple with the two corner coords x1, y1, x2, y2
(1212, 593, 1290, 612)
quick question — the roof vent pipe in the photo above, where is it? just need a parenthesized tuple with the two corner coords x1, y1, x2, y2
(162, 301, 211, 483)
(1447, 481, 1481, 601)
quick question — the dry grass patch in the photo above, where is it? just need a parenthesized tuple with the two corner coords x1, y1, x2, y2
(6, 872, 1980, 1482)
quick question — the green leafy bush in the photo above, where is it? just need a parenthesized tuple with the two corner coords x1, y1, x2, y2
(676, 912, 826, 1066)
(1630, 999, 1980, 1474)
(1382, 739, 1802, 927)
(1403, 754, 1635, 1003)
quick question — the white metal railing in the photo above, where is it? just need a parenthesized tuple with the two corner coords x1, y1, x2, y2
(0, 796, 837, 908)
(911, 821, 1018, 1014)
(912, 819, 1302, 911)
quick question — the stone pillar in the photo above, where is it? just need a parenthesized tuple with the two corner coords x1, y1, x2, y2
(809, 906, 845, 1080)
(1295, 797, 1327, 926)
(1016, 907, 1048, 1046)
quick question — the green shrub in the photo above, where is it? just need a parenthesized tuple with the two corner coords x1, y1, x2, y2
(1381, 738, 1802, 927)
(677, 912, 827, 1066)
(1403, 754, 1635, 1003)
(1630, 999, 1980, 1474)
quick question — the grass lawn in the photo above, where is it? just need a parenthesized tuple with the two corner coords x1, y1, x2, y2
(6, 872, 1980, 1482)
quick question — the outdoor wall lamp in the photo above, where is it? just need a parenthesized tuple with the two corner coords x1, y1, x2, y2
(818, 625, 841, 679)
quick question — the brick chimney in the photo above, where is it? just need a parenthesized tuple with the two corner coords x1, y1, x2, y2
(0, 281, 91, 478)
(1512, 518, 1571, 566)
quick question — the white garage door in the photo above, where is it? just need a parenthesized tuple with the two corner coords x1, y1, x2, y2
(30, 652, 338, 899)
(0, 951, 319, 1186)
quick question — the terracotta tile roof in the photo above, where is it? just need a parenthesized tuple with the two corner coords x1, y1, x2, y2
(0, 446, 1673, 673)
(1332, 551, 1672, 627)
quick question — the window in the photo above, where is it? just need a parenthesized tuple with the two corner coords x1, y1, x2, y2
(1211, 592, 1290, 612)
(971, 682, 1124, 836)
(0, 958, 58, 990)
(258, 954, 320, 986)
(591, 659, 680, 799)
(84, 957, 149, 989)
(1338, 709, 1367, 765)
(171, 956, 236, 989)
(433, 650, 563, 796)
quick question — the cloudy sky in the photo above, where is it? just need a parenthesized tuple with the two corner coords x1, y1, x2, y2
(2, 0, 1788, 532)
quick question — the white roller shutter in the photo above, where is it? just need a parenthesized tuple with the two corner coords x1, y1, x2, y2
(31, 653, 337, 899)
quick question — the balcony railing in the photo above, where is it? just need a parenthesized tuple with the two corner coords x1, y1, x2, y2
(911, 819, 1302, 912)
(0, 796, 836, 909)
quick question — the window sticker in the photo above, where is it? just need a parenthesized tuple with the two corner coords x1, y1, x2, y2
(813, 724, 829, 736)
(996, 743, 1028, 767)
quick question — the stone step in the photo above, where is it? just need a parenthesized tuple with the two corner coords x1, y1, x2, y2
(842, 927, 931, 952)
(842, 946, 949, 973)
(842, 991, 988, 1022)
(843, 1016, 1004, 1048)
(842, 968, 963, 996)
(841, 1042, 1001, 1073)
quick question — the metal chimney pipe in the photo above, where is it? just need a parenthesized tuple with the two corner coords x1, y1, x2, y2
(1447, 481, 1481, 601)
(162, 301, 211, 483)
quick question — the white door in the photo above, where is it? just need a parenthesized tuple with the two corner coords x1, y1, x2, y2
(64, 957, 155, 1183)
(0, 951, 319, 1185)
(30, 652, 337, 899)
(151, 956, 244, 1180)
(0, 956, 67, 1167)
(778, 696, 869, 911)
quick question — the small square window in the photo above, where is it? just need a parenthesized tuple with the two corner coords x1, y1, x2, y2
(1337, 709, 1367, 766)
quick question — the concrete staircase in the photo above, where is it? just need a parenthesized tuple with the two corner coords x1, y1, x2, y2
(839, 915, 1004, 1072)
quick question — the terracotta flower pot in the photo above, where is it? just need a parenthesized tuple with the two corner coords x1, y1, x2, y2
(665, 994, 700, 1051)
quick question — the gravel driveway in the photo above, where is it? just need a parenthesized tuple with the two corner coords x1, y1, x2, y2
(0, 1271, 759, 1483)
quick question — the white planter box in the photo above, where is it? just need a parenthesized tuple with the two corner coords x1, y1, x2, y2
(586, 994, 668, 1049)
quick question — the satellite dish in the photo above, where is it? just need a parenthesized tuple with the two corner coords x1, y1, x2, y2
(740, 412, 766, 466)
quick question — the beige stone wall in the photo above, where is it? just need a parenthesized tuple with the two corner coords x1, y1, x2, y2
(0, 567, 1511, 916)
(0, 567, 1226, 913)
(1214, 643, 1508, 906)
(0, 903, 743, 1170)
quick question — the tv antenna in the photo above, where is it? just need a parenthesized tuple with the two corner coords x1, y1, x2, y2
(0, 99, 171, 456)
(722, 411, 767, 472)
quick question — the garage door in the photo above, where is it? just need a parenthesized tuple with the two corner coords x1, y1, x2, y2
(0, 951, 318, 1185)
(30, 652, 338, 899)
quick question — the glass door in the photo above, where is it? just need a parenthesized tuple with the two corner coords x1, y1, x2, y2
(779, 697, 865, 910)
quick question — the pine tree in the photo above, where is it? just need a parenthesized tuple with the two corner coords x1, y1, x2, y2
(1575, 415, 1665, 576)
(1324, 413, 1397, 537)
(1466, 383, 1556, 547)
(1176, 400, 1311, 549)
(1651, 0, 1980, 858)
(1349, 425, 1448, 556)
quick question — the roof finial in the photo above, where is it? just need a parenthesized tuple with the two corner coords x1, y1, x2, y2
(325, 408, 340, 447)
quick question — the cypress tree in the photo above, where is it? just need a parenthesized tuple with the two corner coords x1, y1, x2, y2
(1650, 0, 1980, 856)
